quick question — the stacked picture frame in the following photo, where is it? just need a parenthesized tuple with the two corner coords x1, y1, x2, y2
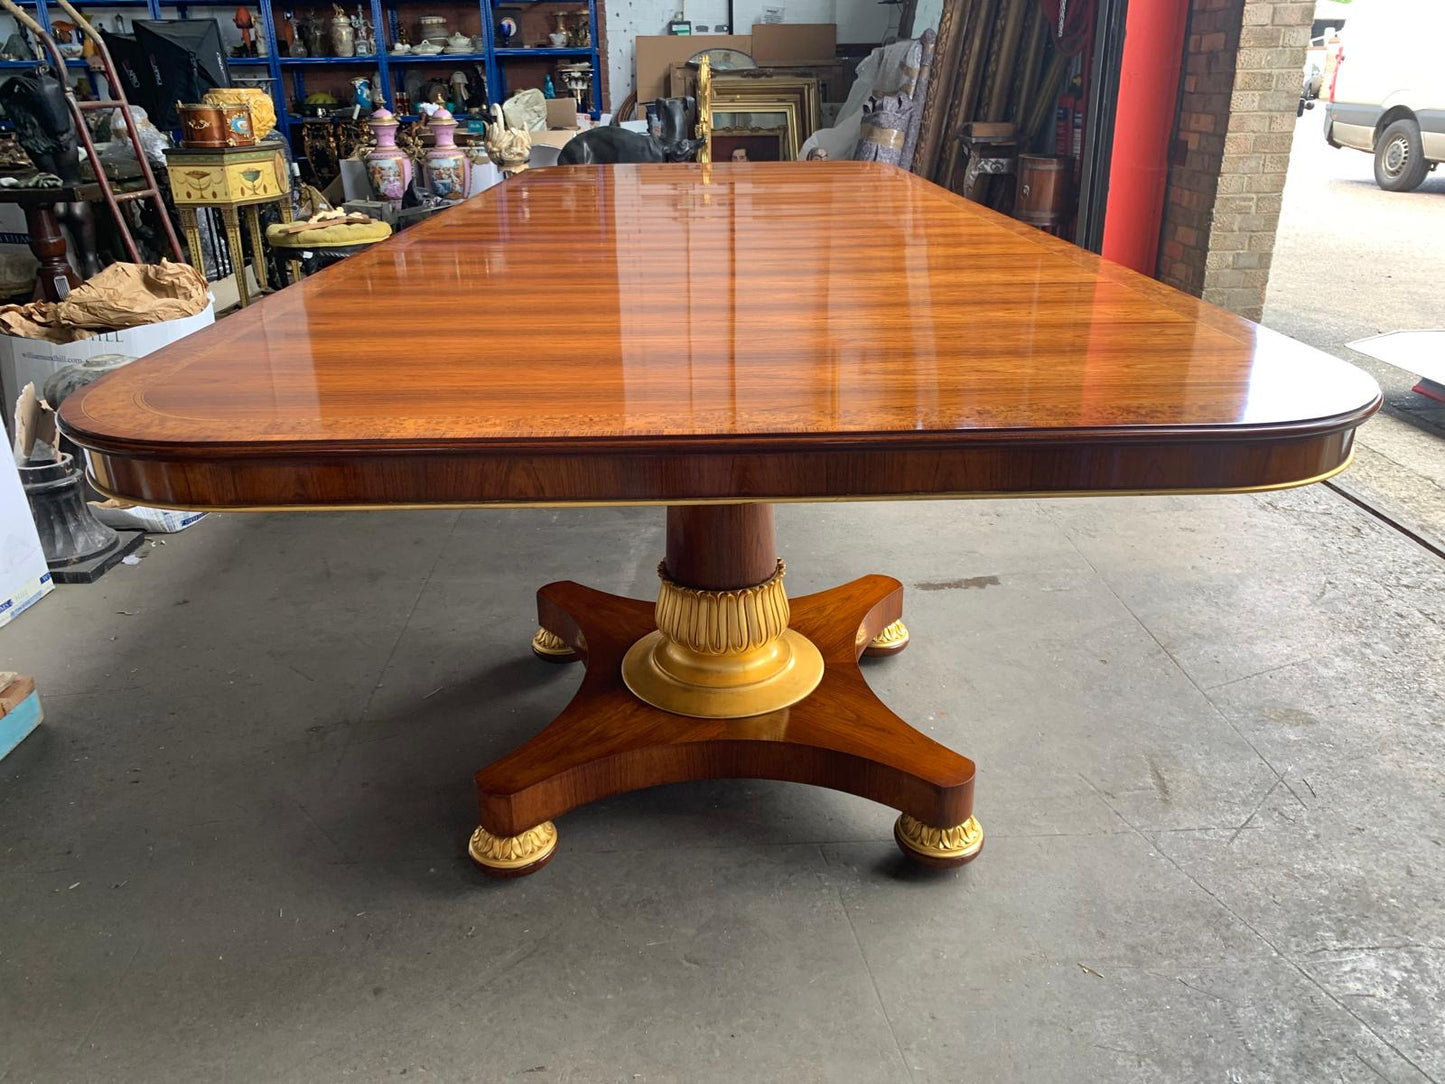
(708, 73, 822, 161)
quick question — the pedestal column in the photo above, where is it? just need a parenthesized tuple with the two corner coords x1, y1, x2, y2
(621, 505, 825, 720)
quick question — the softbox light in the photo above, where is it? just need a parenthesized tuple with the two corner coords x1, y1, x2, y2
(129, 20, 229, 128)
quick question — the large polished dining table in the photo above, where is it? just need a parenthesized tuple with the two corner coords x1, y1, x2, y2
(60, 162, 1381, 877)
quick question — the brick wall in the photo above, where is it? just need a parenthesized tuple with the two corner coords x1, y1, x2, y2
(1155, 0, 1313, 321)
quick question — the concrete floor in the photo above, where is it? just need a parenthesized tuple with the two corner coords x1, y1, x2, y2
(1264, 109, 1445, 543)
(2, 491, 1441, 1082)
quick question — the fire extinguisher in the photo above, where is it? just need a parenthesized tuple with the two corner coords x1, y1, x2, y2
(1055, 82, 1077, 157)
(1056, 74, 1085, 158)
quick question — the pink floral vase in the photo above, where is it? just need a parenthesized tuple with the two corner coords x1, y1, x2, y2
(423, 106, 470, 201)
(364, 107, 412, 210)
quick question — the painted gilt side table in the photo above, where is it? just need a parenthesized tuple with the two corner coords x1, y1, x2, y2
(163, 144, 299, 306)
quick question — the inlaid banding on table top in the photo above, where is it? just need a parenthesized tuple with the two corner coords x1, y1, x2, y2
(59, 162, 1379, 507)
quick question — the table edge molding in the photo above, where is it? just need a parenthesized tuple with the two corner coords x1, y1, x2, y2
(78, 427, 1365, 510)
(58, 397, 1382, 463)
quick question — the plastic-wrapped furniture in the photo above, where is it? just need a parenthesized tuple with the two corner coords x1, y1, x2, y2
(799, 30, 936, 172)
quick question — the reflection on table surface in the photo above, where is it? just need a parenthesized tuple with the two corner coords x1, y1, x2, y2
(63, 162, 1381, 450)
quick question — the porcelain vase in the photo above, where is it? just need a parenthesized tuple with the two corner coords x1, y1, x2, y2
(423, 107, 469, 201)
(365, 107, 412, 209)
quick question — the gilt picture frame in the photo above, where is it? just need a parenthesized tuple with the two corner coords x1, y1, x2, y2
(713, 74, 822, 144)
(711, 126, 788, 163)
(707, 99, 802, 160)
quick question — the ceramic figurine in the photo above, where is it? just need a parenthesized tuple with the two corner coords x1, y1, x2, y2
(278, 9, 294, 54)
(364, 106, 412, 209)
(330, 4, 355, 57)
(352, 4, 373, 54)
(351, 76, 372, 112)
(421, 104, 469, 200)
(234, 7, 255, 56)
(449, 70, 469, 109)
(543, 74, 556, 99)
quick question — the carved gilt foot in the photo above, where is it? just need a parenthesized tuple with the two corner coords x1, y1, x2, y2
(893, 813, 984, 869)
(531, 626, 579, 663)
(468, 821, 558, 877)
(864, 618, 910, 657)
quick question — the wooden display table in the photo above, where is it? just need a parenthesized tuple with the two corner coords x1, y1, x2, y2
(60, 162, 1380, 878)
(162, 144, 294, 307)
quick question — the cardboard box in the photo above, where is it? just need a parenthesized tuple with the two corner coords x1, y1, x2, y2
(635, 34, 752, 103)
(0, 674, 43, 762)
(545, 98, 581, 129)
(528, 129, 579, 149)
(750, 22, 836, 64)
(1, 298, 216, 441)
(0, 452, 52, 631)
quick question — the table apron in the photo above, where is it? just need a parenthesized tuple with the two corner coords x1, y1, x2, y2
(80, 429, 1358, 510)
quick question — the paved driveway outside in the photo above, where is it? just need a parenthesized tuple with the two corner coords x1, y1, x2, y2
(1264, 108, 1445, 542)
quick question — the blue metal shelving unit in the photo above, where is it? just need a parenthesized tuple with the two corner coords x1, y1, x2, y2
(0, 0, 604, 135)
(490, 0, 601, 117)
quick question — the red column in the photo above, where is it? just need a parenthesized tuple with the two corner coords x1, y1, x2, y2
(1101, 0, 1192, 275)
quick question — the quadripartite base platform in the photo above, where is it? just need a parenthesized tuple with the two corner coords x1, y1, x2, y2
(469, 562, 983, 878)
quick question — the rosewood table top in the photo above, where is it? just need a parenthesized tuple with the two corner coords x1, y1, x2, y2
(61, 162, 1381, 508)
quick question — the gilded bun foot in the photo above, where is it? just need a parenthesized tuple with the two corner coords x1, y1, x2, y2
(864, 619, 910, 657)
(893, 813, 984, 869)
(531, 627, 579, 663)
(468, 822, 559, 878)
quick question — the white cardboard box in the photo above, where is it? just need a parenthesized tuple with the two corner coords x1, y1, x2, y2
(89, 501, 206, 534)
(1, 299, 216, 440)
(0, 452, 53, 630)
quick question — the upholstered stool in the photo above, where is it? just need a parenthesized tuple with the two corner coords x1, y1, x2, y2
(265, 218, 392, 285)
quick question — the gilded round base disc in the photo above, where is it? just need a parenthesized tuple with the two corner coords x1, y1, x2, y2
(621, 628, 825, 719)
(893, 814, 984, 869)
(468, 822, 559, 878)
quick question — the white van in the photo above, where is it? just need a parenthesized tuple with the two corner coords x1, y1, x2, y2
(1322, 1, 1445, 191)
